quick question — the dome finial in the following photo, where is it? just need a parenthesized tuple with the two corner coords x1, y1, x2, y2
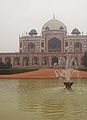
(53, 13, 55, 19)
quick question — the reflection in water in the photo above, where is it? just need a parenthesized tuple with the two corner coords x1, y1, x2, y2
(0, 79, 87, 120)
(17, 79, 61, 111)
(17, 79, 87, 120)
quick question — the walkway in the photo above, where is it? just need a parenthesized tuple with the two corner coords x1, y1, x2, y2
(0, 68, 55, 79)
(0, 68, 87, 79)
(54, 69, 87, 78)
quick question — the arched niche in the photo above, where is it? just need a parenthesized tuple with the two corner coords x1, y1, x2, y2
(32, 57, 39, 65)
(74, 42, 82, 53)
(28, 43, 35, 52)
(22, 57, 29, 66)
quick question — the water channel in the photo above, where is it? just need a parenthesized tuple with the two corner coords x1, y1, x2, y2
(0, 79, 87, 120)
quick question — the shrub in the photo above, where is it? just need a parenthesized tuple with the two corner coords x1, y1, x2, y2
(78, 67, 87, 71)
(0, 68, 39, 75)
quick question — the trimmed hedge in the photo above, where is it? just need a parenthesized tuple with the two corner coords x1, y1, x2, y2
(78, 67, 87, 71)
(0, 68, 39, 75)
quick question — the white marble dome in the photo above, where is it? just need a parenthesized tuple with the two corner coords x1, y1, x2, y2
(42, 18, 67, 32)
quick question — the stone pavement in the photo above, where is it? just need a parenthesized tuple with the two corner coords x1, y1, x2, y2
(0, 68, 87, 79)
(0, 68, 55, 79)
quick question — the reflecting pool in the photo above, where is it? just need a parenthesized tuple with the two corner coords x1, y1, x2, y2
(0, 79, 87, 120)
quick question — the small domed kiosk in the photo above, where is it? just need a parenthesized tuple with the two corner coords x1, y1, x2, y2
(71, 28, 81, 35)
(29, 29, 38, 36)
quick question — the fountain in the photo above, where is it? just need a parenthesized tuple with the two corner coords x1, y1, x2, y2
(56, 47, 78, 91)
(58, 58, 73, 90)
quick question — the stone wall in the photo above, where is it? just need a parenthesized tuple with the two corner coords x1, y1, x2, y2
(0, 52, 84, 69)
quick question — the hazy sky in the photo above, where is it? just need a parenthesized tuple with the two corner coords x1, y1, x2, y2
(0, 0, 87, 52)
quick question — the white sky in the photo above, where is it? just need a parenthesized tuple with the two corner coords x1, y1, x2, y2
(0, 0, 87, 52)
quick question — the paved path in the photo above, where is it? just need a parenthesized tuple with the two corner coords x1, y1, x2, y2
(0, 68, 87, 79)
(54, 68, 87, 78)
(0, 68, 55, 79)
(54, 69, 61, 78)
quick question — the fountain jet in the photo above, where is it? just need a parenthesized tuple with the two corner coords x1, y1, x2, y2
(57, 53, 78, 90)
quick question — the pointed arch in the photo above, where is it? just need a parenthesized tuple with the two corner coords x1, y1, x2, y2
(42, 57, 49, 65)
(28, 43, 35, 52)
(51, 57, 58, 65)
(32, 57, 39, 65)
(71, 57, 78, 66)
(48, 38, 61, 52)
(13, 57, 20, 65)
(5, 57, 12, 69)
(22, 57, 29, 66)
(74, 42, 82, 52)
(5, 57, 11, 63)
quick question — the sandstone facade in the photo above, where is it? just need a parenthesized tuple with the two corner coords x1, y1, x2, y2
(0, 17, 87, 68)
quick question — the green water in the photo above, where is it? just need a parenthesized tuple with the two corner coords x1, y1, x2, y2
(0, 79, 87, 120)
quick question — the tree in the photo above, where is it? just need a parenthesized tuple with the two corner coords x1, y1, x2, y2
(82, 51, 87, 67)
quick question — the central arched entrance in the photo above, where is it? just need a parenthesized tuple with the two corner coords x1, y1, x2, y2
(51, 57, 58, 66)
(48, 38, 61, 52)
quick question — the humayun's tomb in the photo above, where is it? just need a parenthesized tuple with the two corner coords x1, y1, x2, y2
(0, 16, 87, 69)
